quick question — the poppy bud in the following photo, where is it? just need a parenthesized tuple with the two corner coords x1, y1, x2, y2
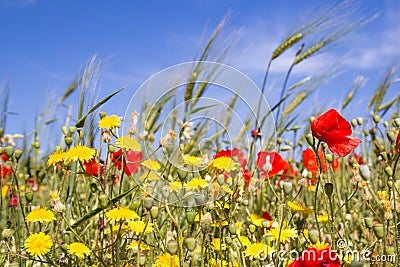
(387, 178, 393, 188)
(64, 137, 73, 146)
(14, 148, 23, 160)
(363, 217, 373, 229)
(325, 154, 333, 163)
(351, 119, 357, 127)
(4, 145, 14, 158)
(143, 196, 154, 211)
(357, 117, 363, 125)
(186, 209, 197, 224)
(373, 114, 380, 123)
(167, 240, 178, 255)
(359, 165, 370, 180)
(61, 126, 68, 135)
(139, 254, 146, 266)
(99, 194, 109, 208)
(184, 237, 196, 251)
(177, 169, 187, 181)
(249, 224, 256, 233)
(150, 206, 159, 219)
(305, 134, 315, 148)
(384, 167, 393, 177)
(25, 191, 34, 203)
(394, 118, 400, 127)
(387, 132, 395, 143)
(148, 133, 155, 143)
(79, 130, 85, 139)
(228, 223, 236, 235)
(309, 116, 315, 123)
(199, 167, 209, 178)
(195, 194, 204, 205)
(308, 229, 319, 244)
(384, 121, 389, 127)
(69, 126, 76, 134)
(277, 138, 282, 145)
(281, 145, 292, 151)
(372, 224, 384, 239)
(384, 246, 395, 256)
(283, 182, 293, 195)
(90, 183, 97, 193)
(99, 111, 107, 119)
(324, 183, 333, 197)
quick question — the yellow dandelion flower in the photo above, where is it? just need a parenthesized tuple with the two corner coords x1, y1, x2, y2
(222, 184, 233, 195)
(105, 224, 129, 235)
(209, 156, 236, 172)
(215, 201, 230, 209)
(209, 259, 228, 267)
(169, 181, 184, 192)
(153, 253, 180, 267)
(287, 201, 313, 215)
(65, 145, 96, 163)
(50, 190, 60, 202)
(106, 206, 139, 223)
(67, 242, 91, 259)
(265, 227, 297, 243)
(24, 232, 52, 257)
(212, 220, 229, 227)
(140, 171, 161, 181)
(244, 242, 274, 260)
(248, 214, 265, 227)
(47, 151, 67, 166)
(141, 159, 161, 170)
(26, 207, 56, 223)
(315, 240, 330, 250)
(128, 220, 153, 234)
(377, 191, 388, 200)
(2, 185, 9, 198)
(211, 238, 226, 251)
(116, 136, 141, 151)
(98, 115, 121, 129)
(183, 155, 204, 166)
(317, 215, 329, 223)
(185, 178, 208, 190)
(127, 241, 150, 251)
(238, 236, 251, 248)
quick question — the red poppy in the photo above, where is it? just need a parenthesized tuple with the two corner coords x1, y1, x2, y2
(262, 211, 272, 221)
(311, 109, 361, 157)
(397, 132, 400, 148)
(10, 193, 18, 207)
(214, 148, 247, 168)
(257, 151, 289, 178)
(331, 158, 339, 171)
(110, 149, 142, 176)
(288, 247, 340, 267)
(1, 152, 8, 161)
(0, 165, 12, 179)
(348, 153, 363, 165)
(83, 159, 103, 176)
(302, 148, 326, 176)
(242, 169, 252, 188)
(251, 129, 262, 139)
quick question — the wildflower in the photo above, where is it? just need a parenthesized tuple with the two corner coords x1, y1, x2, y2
(248, 214, 269, 228)
(214, 148, 247, 168)
(348, 153, 364, 165)
(238, 236, 252, 247)
(47, 151, 67, 166)
(209, 156, 236, 172)
(287, 201, 313, 215)
(127, 241, 150, 250)
(67, 242, 91, 258)
(315, 240, 330, 250)
(10, 193, 18, 207)
(140, 171, 161, 181)
(116, 136, 141, 151)
(83, 159, 103, 176)
(153, 253, 180, 267)
(266, 226, 297, 243)
(211, 238, 226, 251)
(128, 220, 153, 235)
(65, 145, 96, 163)
(24, 232, 52, 257)
(243, 242, 274, 260)
(212, 220, 229, 227)
(209, 259, 229, 267)
(311, 109, 361, 157)
(302, 148, 326, 175)
(159, 130, 176, 147)
(98, 115, 121, 129)
(288, 247, 340, 267)
(182, 154, 204, 166)
(105, 206, 139, 223)
(169, 181, 184, 192)
(185, 178, 208, 190)
(141, 159, 161, 170)
(110, 149, 142, 176)
(257, 151, 289, 178)
(26, 207, 56, 223)
(317, 215, 329, 223)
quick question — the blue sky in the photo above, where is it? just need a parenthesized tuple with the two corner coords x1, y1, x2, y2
(1, 0, 399, 138)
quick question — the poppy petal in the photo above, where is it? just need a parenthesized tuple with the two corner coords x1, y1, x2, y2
(311, 109, 352, 140)
(327, 136, 361, 157)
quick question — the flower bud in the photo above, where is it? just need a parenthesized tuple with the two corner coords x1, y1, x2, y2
(186, 209, 197, 224)
(351, 119, 357, 127)
(4, 145, 14, 158)
(357, 117, 363, 125)
(99, 194, 109, 208)
(363, 217, 373, 229)
(359, 165, 370, 180)
(387, 132, 395, 143)
(194, 194, 205, 205)
(139, 253, 146, 266)
(305, 134, 315, 148)
(309, 116, 315, 123)
(216, 174, 225, 186)
(249, 224, 256, 233)
(167, 240, 178, 255)
(25, 191, 34, 203)
(200, 212, 213, 233)
(61, 126, 68, 135)
(373, 114, 380, 123)
(394, 118, 400, 127)
(228, 223, 236, 235)
(384, 167, 393, 177)
(325, 154, 333, 163)
(184, 237, 196, 251)
(225, 236, 232, 245)
(283, 182, 293, 195)
(384, 121, 389, 127)
(90, 183, 97, 193)
(14, 148, 23, 160)
(150, 206, 159, 219)
(143, 196, 154, 211)
(99, 111, 107, 119)
(277, 137, 282, 145)
(0, 127, 3, 137)
(324, 183, 333, 197)
(308, 229, 319, 244)
(384, 246, 395, 256)
(373, 224, 384, 239)
(64, 137, 73, 146)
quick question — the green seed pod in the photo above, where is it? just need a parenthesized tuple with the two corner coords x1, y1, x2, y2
(363, 217, 373, 229)
(107, 144, 115, 153)
(351, 119, 357, 127)
(64, 137, 73, 146)
(308, 229, 319, 244)
(143, 197, 154, 211)
(373, 114, 380, 123)
(69, 126, 76, 134)
(90, 183, 97, 193)
(387, 132, 395, 143)
(184, 237, 196, 251)
(34, 141, 40, 149)
(14, 148, 23, 160)
(139, 253, 146, 266)
(384, 246, 395, 256)
(150, 206, 159, 219)
(325, 154, 333, 163)
(324, 183, 334, 197)
(99, 111, 107, 119)
(194, 194, 204, 205)
(186, 209, 197, 224)
(177, 169, 188, 181)
(228, 223, 236, 235)
(99, 194, 109, 208)
(249, 224, 256, 233)
(130, 200, 140, 210)
(25, 191, 34, 203)
(372, 224, 384, 239)
(167, 240, 178, 255)
(357, 117, 363, 125)
(4, 145, 14, 158)
(384, 167, 393, 177)
(199, 167, 209, 178)
(305, 134, 315, 148)
(283, 182, 293, 195)
(359, 165, 370, 180)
